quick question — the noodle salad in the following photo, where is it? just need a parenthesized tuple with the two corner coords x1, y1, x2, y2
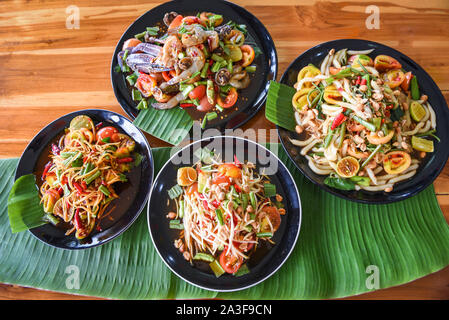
(290, 48, 438, 192)
(116, 11, 259, 127)
(166, 149, 284, 277)
(39, 115, 139, 240)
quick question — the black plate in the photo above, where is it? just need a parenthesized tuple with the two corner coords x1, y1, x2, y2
(147, 136, 301, 291)
(15, 109, 154, 249)
(278, 39, 449, 204)
(111, 0, 277, 131)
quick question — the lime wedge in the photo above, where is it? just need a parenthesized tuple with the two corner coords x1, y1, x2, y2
(411, 136, 434, 152)
(410, 101, 426, 122)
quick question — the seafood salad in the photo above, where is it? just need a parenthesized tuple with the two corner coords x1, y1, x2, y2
(39, 115, 139, 240)
(166, 148, 285, 277)
(290, 48, 438, 192)
(116, 11, 259, 126)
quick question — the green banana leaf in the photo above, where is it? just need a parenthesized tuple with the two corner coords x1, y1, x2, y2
(1, 145, 449, 299)
(133, 107, 193, 146)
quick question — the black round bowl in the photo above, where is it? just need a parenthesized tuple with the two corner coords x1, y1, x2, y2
(147, 136, 301, 291)
(278, 39, 449, 204)
(15, 109, 154, 249)
(111, 0, 277, 131)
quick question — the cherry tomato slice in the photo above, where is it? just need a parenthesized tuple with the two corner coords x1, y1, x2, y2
(217, 87, 238, 109)
(218, 163, 241, 179)
(219, 248, 243, 274)
(122, 38, 141, 51)
(168, 15, 183, 29)
(185, 182, 198, 197)
(384, 69, 405, 89)
(374, 55, 402, 72)
(188, 85, 206, 100)
(136, 73, 157, 97)
(260, 206, 281, 233)
(240, 45, 255, 67)
(197, 95, 215, 112)
(96, 126, 119, 143)
(401, 71, 413, 91)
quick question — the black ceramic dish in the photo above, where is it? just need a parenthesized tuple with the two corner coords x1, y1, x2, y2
(278, 39, 449, 204)
(111, 0, 277, 131)
(147, 136, 301, 291)
(14, 109, 154, 249)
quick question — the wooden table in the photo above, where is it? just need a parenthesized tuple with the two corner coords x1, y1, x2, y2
(1, 0, 448, 300)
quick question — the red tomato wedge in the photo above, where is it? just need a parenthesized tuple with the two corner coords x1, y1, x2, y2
(240, 45, 255, 67)
(217, 87, 238, 109)
(219, 248, 243, 274)
(188, 85, 206, 100)
(96, 127, 119, 144)
(136, 73, 157, 97)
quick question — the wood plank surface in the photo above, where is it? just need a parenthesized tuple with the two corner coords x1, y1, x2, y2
(0, 0, 448, 300)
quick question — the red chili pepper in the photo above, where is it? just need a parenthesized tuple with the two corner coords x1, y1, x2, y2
(355, 76, 361, 86)
(117, 157, 134, 163)
(73, 182, 84, 194)
(234, 155, 242, 167)
(212, 200, 221, 208)
(61, 175, 68, 185)
(57, 187, 63, 196)
(360, 78, 367, 86)
(180, 103, 195, 108)
(41, 161, 53, 180)
(385, 110, 391, 118)
(386, 104, 394, 110)
(234, 184, 242, 193)
(81, 181, 87, 190)
(330, 113, 346, 130)
(203, 200, 209, 210)
(51, 143, 60, 155)
(96, 225, 103, 232)
(95, 122, 103, 130)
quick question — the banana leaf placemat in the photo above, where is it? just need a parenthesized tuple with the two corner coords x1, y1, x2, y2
(1, 145, 449, 299)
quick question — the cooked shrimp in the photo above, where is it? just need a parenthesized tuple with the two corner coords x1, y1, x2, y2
(181, 25, 218, 48)
(167, 46, 205, 85)
(158, 35, 182, 68)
